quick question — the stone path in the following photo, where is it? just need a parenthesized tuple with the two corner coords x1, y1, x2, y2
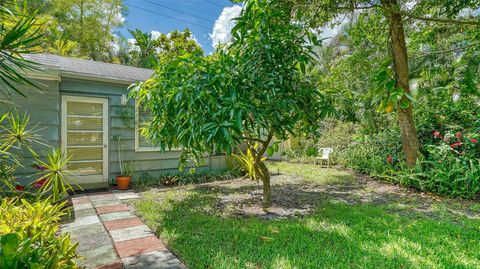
(62, 191, 186, 269)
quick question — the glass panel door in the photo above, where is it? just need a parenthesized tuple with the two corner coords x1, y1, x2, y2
(62, 96, 108, 184)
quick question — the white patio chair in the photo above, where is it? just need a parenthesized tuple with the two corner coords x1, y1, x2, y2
(314, 148, 333, 167)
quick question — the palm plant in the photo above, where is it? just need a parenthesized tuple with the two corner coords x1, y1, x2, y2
(128, 29, 157, 68)
(48, 38, 79, 56)
(0, 3, 43, 99)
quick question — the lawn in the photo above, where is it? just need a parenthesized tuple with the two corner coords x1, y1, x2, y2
(133, 162, 480, 269)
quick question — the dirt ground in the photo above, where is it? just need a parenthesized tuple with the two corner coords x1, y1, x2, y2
(142, 164, 480, 221)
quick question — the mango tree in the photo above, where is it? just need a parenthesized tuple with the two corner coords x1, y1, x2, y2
(131, 0, 331, 206)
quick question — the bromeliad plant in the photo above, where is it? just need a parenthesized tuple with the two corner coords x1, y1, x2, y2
(233, 145, 266, 182)
(131, 0, 333, 206)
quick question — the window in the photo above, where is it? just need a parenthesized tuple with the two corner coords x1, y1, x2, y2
(135, 101, 157, 151)
(135, 101, 181, 152)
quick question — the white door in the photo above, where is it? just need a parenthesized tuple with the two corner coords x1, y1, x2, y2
(61, 96, 109, 184)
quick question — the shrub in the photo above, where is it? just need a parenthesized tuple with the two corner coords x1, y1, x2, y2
(0, 113, 78, 201)
(0, 198, 79, 268)
(132, 169, 242, 191)
(291, 116, 479, 198)
(342, 128, 403, 175)
(1, 112, 80, 267)
(343, 127, 479, 198)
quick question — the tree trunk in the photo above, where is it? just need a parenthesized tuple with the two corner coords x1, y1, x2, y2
(258, 160, 271, 207)
(248, 130, 274, 207)
(382, 0, 420, 166)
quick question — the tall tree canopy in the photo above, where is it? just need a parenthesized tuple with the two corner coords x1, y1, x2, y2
(118, 29, 203, 68)
(131, 0, 331, 206)
(292, 0, 480, 165)
(7, 0, 126, 61)
(46, 0, 126, 61)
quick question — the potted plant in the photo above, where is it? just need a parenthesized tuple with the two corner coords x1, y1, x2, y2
(116, 161, 134, 190)
(115, 136, 135, 189)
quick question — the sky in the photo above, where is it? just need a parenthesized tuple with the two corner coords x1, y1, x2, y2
(119, 0, 241, 54)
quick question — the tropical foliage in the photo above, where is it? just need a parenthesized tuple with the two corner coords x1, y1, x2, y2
(293, 0, 480, 166)
(278, 0, 480, 198)
(0, 1, 43, 99)
(1, 3, 79, 267)
(118, 28, 203, 68)
(0, 198, 79, 269)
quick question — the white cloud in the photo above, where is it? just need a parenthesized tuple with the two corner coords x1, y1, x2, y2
(191, 35, 202, 48)
(210, 5, 242, 48)
(150, 30, 161, 40)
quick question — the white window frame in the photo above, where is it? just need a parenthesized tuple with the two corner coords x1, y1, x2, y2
(134, 100, 182, 152)
(135, 100, 157, 152)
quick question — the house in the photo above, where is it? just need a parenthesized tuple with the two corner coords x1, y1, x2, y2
(2, 54, 228, 189)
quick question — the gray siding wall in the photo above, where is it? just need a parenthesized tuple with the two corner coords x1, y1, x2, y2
(2, 77, 228, 188)
(0, 78, 60, 185)
(60, 78, 226, 185)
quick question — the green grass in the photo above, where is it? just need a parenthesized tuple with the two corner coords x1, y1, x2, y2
(134, 163, 480, 269)
(268, 161, 355, 184)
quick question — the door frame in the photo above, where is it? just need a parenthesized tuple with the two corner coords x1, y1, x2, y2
(61, 95, 109, 184)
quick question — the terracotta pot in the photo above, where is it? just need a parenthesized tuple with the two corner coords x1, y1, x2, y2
(116, 176, 131, 190)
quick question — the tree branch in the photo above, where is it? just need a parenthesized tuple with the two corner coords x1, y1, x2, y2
(240, 136, 266, 143)
(255, 130, 274, 164)
(337, 5, 379, 10)
(400, 11, 480, 26)
(411, 43, 480, 60)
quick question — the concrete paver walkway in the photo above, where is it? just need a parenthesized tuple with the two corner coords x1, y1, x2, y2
(62, 191, 186, 269)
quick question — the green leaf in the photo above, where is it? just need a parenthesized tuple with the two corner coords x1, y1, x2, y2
(399, 99, 410, 109)
(405, 93, 414, 100)
(306, 147, 316, 157)
(385, 80, 396, 91)
(266, 147, 274, 157)
(300, 62, 306, 74)
(272, 143, 279, 152)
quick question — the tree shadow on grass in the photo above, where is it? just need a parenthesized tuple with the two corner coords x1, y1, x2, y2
(174, 171, 478, 221)
(136, 183, 480, 269)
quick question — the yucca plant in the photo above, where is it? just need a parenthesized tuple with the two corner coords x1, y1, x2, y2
(33, 148, 80, 202)
(0, 112, 45, 155)
(0, 112, 45, 197)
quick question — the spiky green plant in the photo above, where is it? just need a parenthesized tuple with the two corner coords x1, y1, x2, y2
(233, 145, 266, 182)
(33, 148, 80, 202)
(0, 4, 43, 99)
